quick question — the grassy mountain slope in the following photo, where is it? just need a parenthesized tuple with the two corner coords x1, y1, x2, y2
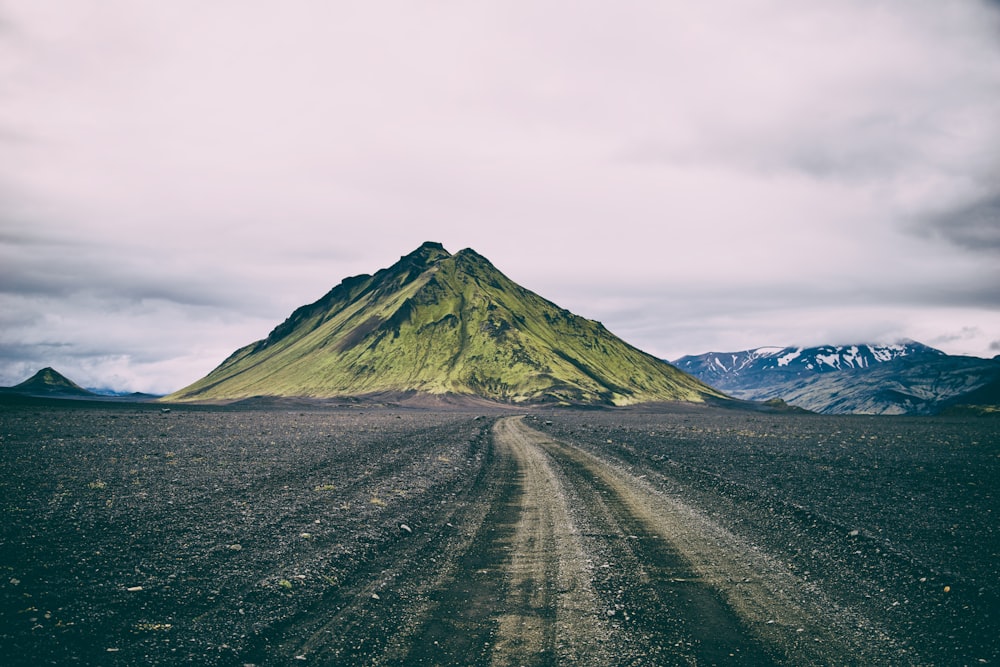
(166, 243, 725, 406)
(5, 367, 96, 397)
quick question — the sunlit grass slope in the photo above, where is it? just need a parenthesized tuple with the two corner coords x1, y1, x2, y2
(165, 242, 726, 405)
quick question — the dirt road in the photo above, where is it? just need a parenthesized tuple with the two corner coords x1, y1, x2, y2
(480, 417, 896, 666)
(288, 416, 898, 665)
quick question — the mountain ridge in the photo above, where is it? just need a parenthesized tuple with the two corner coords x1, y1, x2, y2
(167, 242, 726, 406)
(674, 341, 944, 391)
(675, 343, 1000, 414)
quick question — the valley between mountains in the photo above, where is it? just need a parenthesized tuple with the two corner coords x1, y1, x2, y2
(2, 401, 996, 665)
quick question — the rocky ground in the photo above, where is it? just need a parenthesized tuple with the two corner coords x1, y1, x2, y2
(0, 398, 996, 665)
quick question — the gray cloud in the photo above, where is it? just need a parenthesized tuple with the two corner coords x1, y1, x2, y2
(916, 193, 1000, 252)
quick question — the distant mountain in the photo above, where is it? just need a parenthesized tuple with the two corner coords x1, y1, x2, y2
(674, 344, 1000, 415)
(86, 387, 163, 399)
(2, 367, 97, 397)
(674, 341, 944, 392)
(166, 242, 726, 406)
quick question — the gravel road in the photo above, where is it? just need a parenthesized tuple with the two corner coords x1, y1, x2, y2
(483, 417, 891, 666)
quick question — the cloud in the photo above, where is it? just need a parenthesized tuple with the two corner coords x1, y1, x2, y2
(915, 192, 1000, 252)
(0, 291, 278, 393)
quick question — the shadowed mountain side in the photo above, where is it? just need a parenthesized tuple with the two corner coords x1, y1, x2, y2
(165, 243, 726, 406)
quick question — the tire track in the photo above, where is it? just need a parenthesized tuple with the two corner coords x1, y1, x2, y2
(280, 421, 506, 665)
(507, 416, 902, 665)
(490, 416, 611, 666)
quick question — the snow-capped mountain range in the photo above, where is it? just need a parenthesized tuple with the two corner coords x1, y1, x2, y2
(673, 341, 1000, 414)
(673, 341, 943, 391)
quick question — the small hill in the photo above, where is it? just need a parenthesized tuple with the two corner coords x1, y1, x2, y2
(5, 367, 97, 397)
(166, 242, 726, 406)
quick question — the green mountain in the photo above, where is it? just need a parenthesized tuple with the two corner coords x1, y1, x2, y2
(166, 242, 726, 406)
(8, 367, 96, 396)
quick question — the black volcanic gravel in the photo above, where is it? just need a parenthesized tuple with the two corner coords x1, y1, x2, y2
(1, 399, 997, 665)
(0, 403, 493, 665)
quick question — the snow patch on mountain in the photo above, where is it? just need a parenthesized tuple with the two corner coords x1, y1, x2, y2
(777, 349, 802, 366)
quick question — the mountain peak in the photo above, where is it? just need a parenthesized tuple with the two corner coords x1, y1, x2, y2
(404, 241, 451, 264)
(167, 245, 725, 406)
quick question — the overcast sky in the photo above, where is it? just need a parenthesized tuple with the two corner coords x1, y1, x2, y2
(2, 1, 1000, 393)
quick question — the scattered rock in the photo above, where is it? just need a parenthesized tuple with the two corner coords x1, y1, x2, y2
(228, 543, 243, 551)
(399, 524, 412, 534)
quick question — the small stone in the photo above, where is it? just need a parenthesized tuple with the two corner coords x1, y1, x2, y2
(848, 529, 860, 537)
(371, 592, 380, 600)
(229, 544, 243, 551)
(127, 586, 143, 592)
(399, 524, 412, 534)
